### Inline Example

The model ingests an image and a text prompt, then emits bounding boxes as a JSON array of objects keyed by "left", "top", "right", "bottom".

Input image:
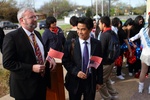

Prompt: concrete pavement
[
  {"left": 0, "top": 48, "right": 146, "bottom": 99},
  {"left": 0, "top": 53, "right": 147, "bottom": 100},
  {"left": 0, "top": 66, "right": 145, "bottom": 100},
  {"left": 0, "top": 94, "right": 14, "bottom": 100}
]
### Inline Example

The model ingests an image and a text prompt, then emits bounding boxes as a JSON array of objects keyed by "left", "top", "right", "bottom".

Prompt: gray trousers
[{"left": 99, "top": 63, "right": 118, "bottom": 100}]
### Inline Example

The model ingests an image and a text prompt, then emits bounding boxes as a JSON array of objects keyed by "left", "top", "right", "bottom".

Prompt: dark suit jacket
[
  {"left": 62, "top": 38, "right": 103, "bottom": 94},
  {"left": 2, "top": 27, "right": 50, "bottom": 100},
  {"left": 0, "top": 27, "right": 5, "bottom": 53},
  {"left": 66, "top": 30, "right": 78, "bottom": 40}
]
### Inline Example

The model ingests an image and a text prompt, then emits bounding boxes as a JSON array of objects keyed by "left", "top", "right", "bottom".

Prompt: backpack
[{"left": 107, "top": 31, "right": 120, "bottom": 62}]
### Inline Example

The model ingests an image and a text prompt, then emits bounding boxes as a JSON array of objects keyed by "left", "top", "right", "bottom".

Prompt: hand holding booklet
[
  {"left": 47, "top": 48, "right": 64, "bottom": 59},
  {"left": 45, "top": 48, "right": 64, "bottom": 70}
]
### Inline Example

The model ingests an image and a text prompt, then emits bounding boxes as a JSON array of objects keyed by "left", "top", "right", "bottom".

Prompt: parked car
[
  {"left": 0, "top": 21, "right": 18, "bottom": 30},
  {"left": 39, "top": 20, "right": 47, "bottom": 30}
]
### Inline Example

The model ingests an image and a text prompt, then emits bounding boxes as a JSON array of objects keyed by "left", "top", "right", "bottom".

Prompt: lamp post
[
  {"left": 108, "top": 0, "right": 110, "bottom": 16},
  {"left": 96, "top": 0, "right": 98, "bottom": 22},
  {"left": 101, "top": 0, "right": 104, "bottom": 16},
  {"left": 91, "top": 0, "right": 93, "bottom": 17},
  {"left": 146, "top": 0, "right": 150, "bottom": 23}
]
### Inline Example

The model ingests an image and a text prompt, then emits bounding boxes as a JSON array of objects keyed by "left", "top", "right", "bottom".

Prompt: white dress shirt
[
  {"left": 79, "top": 37, "right": 91, "bottom": 72},
  {"left": 22, "top": 27, "right": 45, "bottom": 62}
]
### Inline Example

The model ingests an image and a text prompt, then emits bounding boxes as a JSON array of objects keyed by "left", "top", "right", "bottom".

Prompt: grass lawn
[
  {"left": 60, "top": 24, "right": 71, "bottom": 31},
  {"left": 38, "top": 24, "right": 71, "bottom": 37},
  {"left": 0, "top": 68, "right": 9, "bottom": 97},
  {"left": 60, "top": 24, "right": 71, "bottom": 38}
]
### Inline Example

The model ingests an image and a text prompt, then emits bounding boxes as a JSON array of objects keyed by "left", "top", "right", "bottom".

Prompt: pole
[
  {"left": 146, "top": 0, "right": 150, "bottom": 23},
  {"left": 108, "top": 0, "right": 110, "bottom": 17},
  {"left": 91, "top": 0, "right": 93, "bottom": 17},
  {"left": 101, "top": 0, "right": 104, "bottom": 16},
  {"left": 96, "top": 0, "right": 98, "bottom": 22}
]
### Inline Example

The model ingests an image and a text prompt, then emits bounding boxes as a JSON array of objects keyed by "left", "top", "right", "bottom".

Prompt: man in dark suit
[
  {"left": 0, "top": 27, "right": 5, "bottom": 53},
  {"left": 2, "top": 7, "right": 56, "bottom": 100},
  {"left": 62, "top": 17, "right": 103, "bottom": 100}
]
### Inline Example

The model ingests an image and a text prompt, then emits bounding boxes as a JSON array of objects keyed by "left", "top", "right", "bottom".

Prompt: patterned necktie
[
  {"left": 83, "top": 41, "right": 89, "bottom": 73},
  {"left": 31, "top": 33, "right": 44, "bottom": 65}
]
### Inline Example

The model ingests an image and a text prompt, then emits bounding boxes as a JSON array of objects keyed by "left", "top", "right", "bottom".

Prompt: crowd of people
[{"left": 1, "top": 7, "right": 150, "bottom": 100}]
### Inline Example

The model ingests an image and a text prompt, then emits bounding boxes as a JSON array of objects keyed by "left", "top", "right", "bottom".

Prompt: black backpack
[{"left": 107, "top": 31, "right": 120, "bottom": 62}]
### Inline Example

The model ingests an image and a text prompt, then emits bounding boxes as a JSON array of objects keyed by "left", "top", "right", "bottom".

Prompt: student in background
[
  {"left": 118, "top": 18, "right": 134, "bottom": 79},
  {"left": 129, "top": 15, "right": 145, "bottom": 77},
  {"left": 90, "top": 19, "right": 97, "bottom": 38},
  {"left": 67, "top": 16, "right": 78, "bottom": 40},
  {"left": 95, "top": 19, "right": 101, "bottom": 39},
  {"left": 42, "top": 16, "right": 66, "bottom": 52},
  {"left": 98, "top": 16, "right": 118, "bottom": 100},
  {"left": 115, "top": 18, "right": 133, "bottom": 80}
]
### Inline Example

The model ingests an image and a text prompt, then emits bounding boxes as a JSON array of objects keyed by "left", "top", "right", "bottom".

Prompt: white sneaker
[
  {"left": 113, "top": 66, "right": 116, "bottom": 69},
  {"left": 125, "top": 64, "right": 128, "bottom": 67},
  {"left": 129, "top": 73, "right": 133, "bottom": 76},
  {"left": 138, "top": 82, "right": 144, "bottom": 93},
  {"left": 116, "top": 75, "right": 125, "bottom": 80},
  {"left": 111, "top": 95, "right": 118, "bottom": 99},
  {"left": 148, "top": 86, "right": 150, "bottom": 94},
  {"left": 121, "top": 72, "right": 126, "bottom": 76},
  {"left": 110, "top": 79, "right": 115, "bottom": 84}
]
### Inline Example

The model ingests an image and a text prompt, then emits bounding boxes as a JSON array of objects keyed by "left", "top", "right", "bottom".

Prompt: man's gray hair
[{"left": 17, "top": 7, "right": 35, "bottom": 23}]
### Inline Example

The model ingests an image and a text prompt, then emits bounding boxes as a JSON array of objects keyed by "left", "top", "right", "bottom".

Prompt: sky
[
  {"left": 17, "top": 0, "right": 146, "bottom": 9},
  {"left": 69, "top": 0, "right": 146, "bottom": 7}
]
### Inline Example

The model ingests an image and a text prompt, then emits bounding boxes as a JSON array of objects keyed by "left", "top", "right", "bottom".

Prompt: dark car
[
  {"left": 0, "top": 21, "right": 18, "bottom": 30},
  {"left": 39, "top": 20, "right": 47, "bottom": 30}
]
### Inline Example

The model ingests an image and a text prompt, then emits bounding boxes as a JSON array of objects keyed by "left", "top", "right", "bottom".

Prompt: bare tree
[
  {"left": 0, "top": 0, "right": 6, "bottom": 6},
  {"left": 39, "top": 0, "right": 73, "bottom": 18},
  {"left": 17, "top": 0, "right": 35, "bottom": 9},
  {"left": 0, "top": 0, "right": 18, "bottom": 22}
]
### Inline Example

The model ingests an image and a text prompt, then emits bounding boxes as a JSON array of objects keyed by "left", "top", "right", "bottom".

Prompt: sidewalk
[
  {"left": 0, "top": 76, "right": 139, "bottom": 100},
  {"left": 0, "top": 68, "right": 138, "bottom": 100},
  {"left": 0, "top": 94, "right": 14, "bottom": 100},
  {"left": 1, "top": 67, "right": 150, "bottom": 100}
]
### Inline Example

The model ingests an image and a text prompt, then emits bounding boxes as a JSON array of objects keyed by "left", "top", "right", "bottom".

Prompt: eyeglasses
[{"left": 23, "top": 15, "right": 38, "bottom": 20}]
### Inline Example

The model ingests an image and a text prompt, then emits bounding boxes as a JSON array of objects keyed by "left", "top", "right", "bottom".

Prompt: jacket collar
[{"left": 103, "top": 27, "right": 111, "bottom": 33}]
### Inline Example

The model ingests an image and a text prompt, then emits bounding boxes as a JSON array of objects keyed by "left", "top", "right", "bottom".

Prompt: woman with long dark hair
[
  {"left": 129, "top": 15, "right": 150, "bottom": 93},
  {"left": 116, "top": 18, "right": 133, "bottom": 80},
  {"left": 128, "top": 15, "right": 145, "bottom": 77}
]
